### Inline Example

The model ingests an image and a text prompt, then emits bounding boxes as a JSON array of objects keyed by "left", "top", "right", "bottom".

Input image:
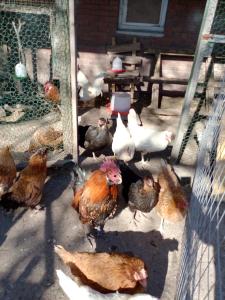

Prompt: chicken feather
[{"left": 112, "top": 113, "right": 135, "bottom": 162}]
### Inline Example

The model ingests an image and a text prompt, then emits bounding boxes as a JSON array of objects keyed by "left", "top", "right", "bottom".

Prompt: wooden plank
[
  {"left": 151, "top": 53, "right": 161, "bottom": 109},
  {"left": 0, "top": 4, "right": 53, "bottom": 15},
  {"left": 143, "top": 76, "right": 188, "bottom": 85},
  {"left": 69, "top": 0, "right": 78, "bottom": 162},
  {"left": 107, "top": 41, "right": 141, "bottom": 54}
]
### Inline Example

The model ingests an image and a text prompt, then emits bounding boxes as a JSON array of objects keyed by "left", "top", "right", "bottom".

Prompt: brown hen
[
  {"left": 0, "top": 146, "right": 17, "bottom": 198},
  {"left": 0, "top": 148, "right": 47, "bottom": 210},
  {"left": 156, "top": 160, "right": 188, "bottom": 233},
  {"left": 55, "top": 244, "right": 148, "bottom": 294}
]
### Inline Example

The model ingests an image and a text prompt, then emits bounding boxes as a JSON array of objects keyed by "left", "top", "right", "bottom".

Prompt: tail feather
[
  {"left": 71, "top": 165, "right": 86, "bottom": 191},
  {"left": 160, "top": 159, "right": 179, "bottom": 187}
]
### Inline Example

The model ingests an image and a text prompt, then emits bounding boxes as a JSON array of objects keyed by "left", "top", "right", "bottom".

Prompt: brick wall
[
  {"left": 77, "top": 0, "right": 206, "bottom": 53},
  {"left": 76, "top": 0, "right": 206, "bottom": 86}
]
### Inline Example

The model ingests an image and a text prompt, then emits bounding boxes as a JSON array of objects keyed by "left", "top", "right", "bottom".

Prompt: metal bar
[
  {"left": 171, "top": 0, "right": 219, "bottom": 163},
  {"left": 202, "top": 34, "right": 225, "bottom": 44}
]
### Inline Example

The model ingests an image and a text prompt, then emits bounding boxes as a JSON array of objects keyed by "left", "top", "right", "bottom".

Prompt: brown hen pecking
[{"left": 55, "top": 244, "right": 148, "bottom": 294}]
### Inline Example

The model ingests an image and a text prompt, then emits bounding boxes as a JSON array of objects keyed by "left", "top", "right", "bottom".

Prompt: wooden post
[
  {"left": 69, "top": 0, "right": 78, "bottom": 162},
  {"left": 151, "top": 53, "right": 161, "bottom": 109}
]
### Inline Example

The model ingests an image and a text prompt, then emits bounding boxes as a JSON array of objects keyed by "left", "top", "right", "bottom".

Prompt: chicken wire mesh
[
  {"left": 176, "top": 73, "right": 225, "bottom": 299},
  {"left": 173, "top": 0, "right": 225, "bottom": 164},
  {"left": 0, "top": 0, "right": 74, "bottom": 164}
]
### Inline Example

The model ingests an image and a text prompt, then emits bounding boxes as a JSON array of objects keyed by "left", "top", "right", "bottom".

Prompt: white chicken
[
  {"left": 78, "top": 69, "right": 105, "bottom": 102},
  {"left": 127, "top": 109, "right": 174, "bottom": 163},
  {"left": 112, "top": 113, "right": 135, "bottom": 162},
  {"left": 56, "top": 269, "right": 158, "bottom": 300}
]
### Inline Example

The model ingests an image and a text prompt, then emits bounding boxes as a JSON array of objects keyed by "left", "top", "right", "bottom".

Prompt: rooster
[
  {"left": 0, "top": 148, "right": 48, "bottom": 210},
  {"left": 56, "top": 269, "right": 158, "bottom": 300},
  {"left": 0, "top": 146, "right": 17, "bottom": 198},
  {"left": 84, "top": 118, "right": 112, "bottom": 159},
  {"left": 127, "top": 109, "right": 174, "bottom": 163},
  {"left": 55, "top": 245, "right": 148, "bottom": 294},
  {"left": 112, "top": 113, "right": 135, "bottom": 162},
  {"left": 155, "top": 160, "right": 188, "bottom": 234},
  {"left": 72, "top": 159, "right": 122, "bottom": 239}
]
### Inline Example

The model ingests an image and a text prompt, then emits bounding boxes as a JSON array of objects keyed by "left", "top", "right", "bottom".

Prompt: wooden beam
[
  {"left": 69, "top": 0, "right": 78, "bottom": 162},
  {"left": 107, "top": 41, "right": 141, "bottom": 55},
  {"left": 0, "top": 4, "right": 53, "bottom": 15},
  {"left": 143, "top": 76, "right": 189, "bottom": 85}
]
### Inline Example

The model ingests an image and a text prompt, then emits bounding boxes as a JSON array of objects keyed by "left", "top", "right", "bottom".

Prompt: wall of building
[
  {"left": 77, "top": 0, "right": 206, "bottom": 53},
  {"left": 76, "top": 0, "right": 206, "bottom": 87}
]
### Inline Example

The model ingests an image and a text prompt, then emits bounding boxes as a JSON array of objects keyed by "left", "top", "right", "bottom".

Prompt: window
[{"left": 118, "top": 0, "right": 168, "bottom": 37}]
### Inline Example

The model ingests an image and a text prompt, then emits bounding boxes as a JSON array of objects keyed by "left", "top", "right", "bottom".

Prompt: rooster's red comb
[{"left": 100, "top": 158, "right": 120, "bottom": 173}]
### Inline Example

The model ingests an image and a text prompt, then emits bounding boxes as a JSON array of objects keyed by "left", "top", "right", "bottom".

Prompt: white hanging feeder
[
  {"left": 12, "top": 19, "right": 27, "bottom": 79},
  {"left": 112, "top": 56, "right": 124, "bottom": 73},
  {"left": 15, "top": 62, "right": 27, "bottom": 79}
]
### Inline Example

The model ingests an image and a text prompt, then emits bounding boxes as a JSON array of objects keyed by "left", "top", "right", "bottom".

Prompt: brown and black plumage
[
  {"left": 128, "top": 176, "right": 159, "bottom": 217},
  {"left": 0, "top": 148, "right": 47, "bottom": 210},
  {"left": 84, "top": 118, "right": 112, "bottom": 158}
]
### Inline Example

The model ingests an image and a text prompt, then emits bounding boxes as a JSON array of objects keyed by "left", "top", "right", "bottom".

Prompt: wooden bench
[{"left": 143, "top": 53, "right": 194, "bottom": 108}]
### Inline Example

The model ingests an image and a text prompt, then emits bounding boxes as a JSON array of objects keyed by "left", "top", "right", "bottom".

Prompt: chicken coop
[{"left": 0, "top": 0, "right": 78, "bottom": 165}]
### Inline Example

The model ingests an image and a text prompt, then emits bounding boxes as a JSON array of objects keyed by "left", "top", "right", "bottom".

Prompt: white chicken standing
[
  {"left": 127, "top": 109, "right": 174, "bottom": 163},
  {"left": 56, "top": 269, "right": 158, "bottom": 300},
  {"left": 112, "top": 113, "right": 135, "bottom": 162},
  {"left": 77, "top": 69, "right": 105, "bottom": 102}
]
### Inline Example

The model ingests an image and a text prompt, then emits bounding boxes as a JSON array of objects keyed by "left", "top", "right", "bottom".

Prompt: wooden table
[{"left": 104, "top": 70, "right": 141, "bottom": 103}]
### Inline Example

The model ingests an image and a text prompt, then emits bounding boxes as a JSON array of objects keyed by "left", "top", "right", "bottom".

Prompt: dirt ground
[{"left": 0, "top": 95, "right": 202, "bottom": 300}]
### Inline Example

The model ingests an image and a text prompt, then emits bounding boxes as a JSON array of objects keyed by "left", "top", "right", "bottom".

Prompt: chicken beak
[
  {"left": 140, "top": 278, "right": 148, "bottom": 288},
  {"left": 117, "top": 175, "right": 122, "bottom": 184}
]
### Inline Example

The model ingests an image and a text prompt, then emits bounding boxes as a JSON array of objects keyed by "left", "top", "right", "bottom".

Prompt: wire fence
[
  {"left": 173, "top": 0, "right": 225, "bottom": 165},
  {"left": 176, "top": 71, "right": 225, "bottom": 299},
  {"left": 0, "top": 0, "right": 74, "bottom": 165}
]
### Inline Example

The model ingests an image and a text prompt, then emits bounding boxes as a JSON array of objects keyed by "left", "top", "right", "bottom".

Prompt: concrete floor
[{"left": 0, "top": 95, "right": 202, "bottom": 300}]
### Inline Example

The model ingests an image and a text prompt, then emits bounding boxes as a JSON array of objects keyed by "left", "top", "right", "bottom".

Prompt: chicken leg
[{"left": 159, "top": 218, "right": 165, "bottom": 235}]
